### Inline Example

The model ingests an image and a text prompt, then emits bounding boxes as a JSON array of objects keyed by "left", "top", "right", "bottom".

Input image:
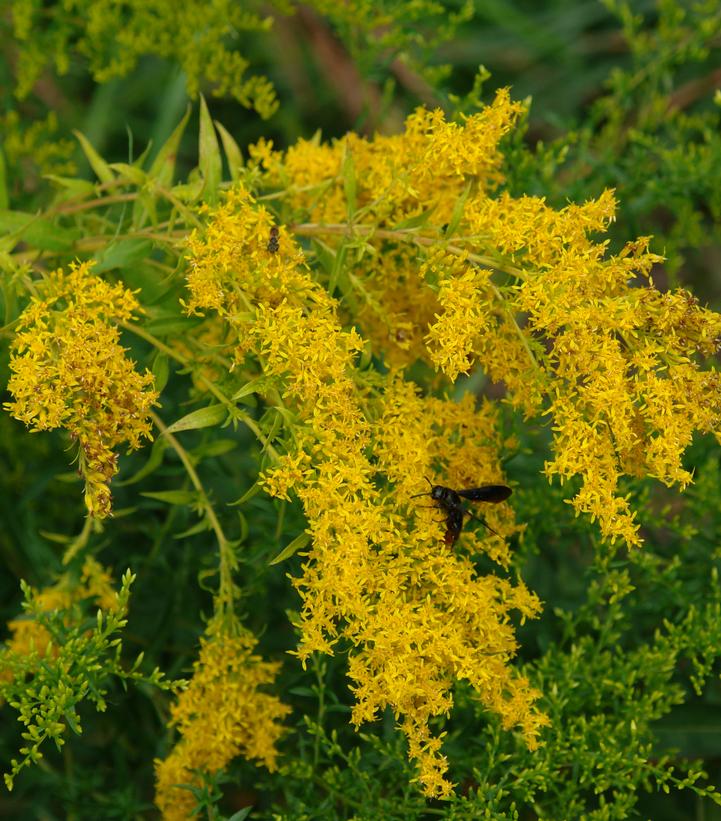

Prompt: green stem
[
  {"left": 62, "top": 516, "right": 95, "bottom": 566},
  {"left": 121, "top": 320, "right": 280, "bottom": 461},
  {"left": 292, "top": 221, "right": 527, "bottom": 278},
  {"left": 150, "top": 410, "right": 236, "bottom": 613}
]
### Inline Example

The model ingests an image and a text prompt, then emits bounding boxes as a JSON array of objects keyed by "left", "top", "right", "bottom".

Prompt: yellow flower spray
[
  {"left": 7, "top": 87, "right": 721, "bottom": 804},
  {"left": 249, "top": 88, "right": 721, "bottom": 547},
  {"left": 177, "top": 88, "right": 721, "bottom": 794},
  {"left": 154, "top": 620, "right": 291, "bottom": 820},
  {"left": 5, "top": 261, "right": 158, "bottom": 518},
  {"left": 184, "top": 184, "right": 548, "bottom": 797}
]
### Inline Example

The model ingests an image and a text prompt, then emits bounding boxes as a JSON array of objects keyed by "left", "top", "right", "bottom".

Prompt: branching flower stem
[{"left": 292, "top": 221, "right": 546, "bottom": 383}]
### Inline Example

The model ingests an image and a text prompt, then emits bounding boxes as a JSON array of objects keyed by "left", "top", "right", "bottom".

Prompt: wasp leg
[{"left": 466, "top": 511, "right": 499, "bottom": 536}]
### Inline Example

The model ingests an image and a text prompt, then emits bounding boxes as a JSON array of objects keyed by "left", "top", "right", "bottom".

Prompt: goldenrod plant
[{"left": 2, "top": 2, "right": 721, "bottom": 819}]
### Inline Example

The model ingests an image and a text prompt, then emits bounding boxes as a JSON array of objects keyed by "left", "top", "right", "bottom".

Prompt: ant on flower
[{"left": 267, "top": 226, "right": 280, "bottom": 253}]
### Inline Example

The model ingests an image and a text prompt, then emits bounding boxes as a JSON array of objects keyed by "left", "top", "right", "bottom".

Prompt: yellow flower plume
[
  {"left": 5, "top": 261, "right": 158, "bottom": 518},
  {"left": 154, "top": 623, "right": 290, "bottom": 821},
  {"left": 184, "top": 187, "right": 549, "bottom": 797}
]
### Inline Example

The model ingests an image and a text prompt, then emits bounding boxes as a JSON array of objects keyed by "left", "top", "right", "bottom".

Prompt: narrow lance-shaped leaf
[
  {"left": 152, "top": 353, "right": 170, "bottom": 394},
  {"left": 445, "top": 180, "right": 473, "bottom": 239},
  {"left": 107, "top": 163, "right": 147, "bottom": 187},
  {"left": 141, "top": 489, "right": 198, "bottom": 505},
  {"left": 312, "top": 238, "right": 336, "bottom": 276},
  {"left": 215, "top": 120, "right": 244, "bottom": 182},
  {"left": 232, "top": 376, "right": 267, "bottom": 401},
  {"left": 149, "top": 104, "right": 192, "bottom": 187},
  {"left": 0, "top": 147, "right": 8, "bottom": 210},
  {"left": 117, "top": 437, "right": 168, "bottom": 487},
  {"left": 329, "top": 243, "right": 348, "bottom": 298},
  {"left": 73, "top": 130, "right": 114, "bottom": 184},
  {"left": 393, "top": 205, "right": 438, "bottom": 230},
  {"left": 230, "top": 481, "right": 262, "bottom": 507},
  {"left": 163, "top": 404, "right": 227, "bottom": 435},
  {"left": 199, "top": 95, "right": 222, "bottom": 204},
  {"left": 269, "top": 532, "right": 311, "bottom": 565},
  {"left": 342, "top": 148, "right": 357, "bottom": 219},
  {"left": 0, "top": 210, "right": 79, "bottom": 252},
  {"left": 93, "top": 238, "right": 154, "bottom": 274}
]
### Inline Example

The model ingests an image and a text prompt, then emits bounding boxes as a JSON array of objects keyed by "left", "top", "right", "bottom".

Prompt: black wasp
[
  {"left": 267, "top": 226, "right": 280, "bottom": 253},
  {"left": 412, "top": 479, "right": 512, "bottom": 546}
]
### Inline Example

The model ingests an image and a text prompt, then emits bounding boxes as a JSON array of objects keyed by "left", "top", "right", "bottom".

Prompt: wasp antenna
[{"left": 411, "top": 477, "right": 434, "bottom": 498}]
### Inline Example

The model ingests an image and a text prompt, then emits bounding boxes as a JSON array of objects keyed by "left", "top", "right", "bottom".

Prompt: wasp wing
[{"left": 456, "top": 484, "right": 512, "bottom": 503}]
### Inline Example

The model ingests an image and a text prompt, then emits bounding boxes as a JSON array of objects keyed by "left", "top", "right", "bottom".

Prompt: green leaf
[
  {"left": 288, "top": 687, "right": 315, "bottom": 697},
  {"left": 227, "top": 808, "right": 253, "bottom": 821},
  {"left": 73, "top": 130, "right": 114, "bottom": 184},
  {"left": 0, "top": 272, "right": 17, "bottom": 325},
  {"left": 54, "top": 472, "right": 82, "bottom": 483},
  {"left": 328, "top": 244, "right": 348, "bottom": 298},
  {"left": 237, "top": 510, "right": 249, "bottom": 541},
  {"left": 231, "top": 376, "right": 267, "bottom": 401},
  {"left": 108, "top": 162, "right": 147, "bottom": 187},
  {"left": 63, "top": 711, "right": 82, "bottom": 736},
  {"left": 173, "top": 519, "right": 211, "bottom": 539},
  {"left": 342, "top": 148, "right": 357, "bottom": 218},
  {"left": 149, "top": 105, "right": 192, "bottom": 186},
  {"left": 132, "top": 189, "right": 158, "bottom": 229},
  {"left": 393, "top": 205, "right": 437, "bottom": 230},
  {"left": 191, "top": 439, "right": 237, "bottom": 458},
  {"left": 117, "top": 437, "right": 168, "bottom": 487},
  {"left": 0, "top": 210, "right": 80, "bottom": 252},
  {"left": 215, "top": 120, "right": 244, "bottom": 182},
  {"left": 143, "top": 316, "right": 203, "bottom": 337},
  {"left": 43, "top": 175, "right": 96, "bottom": 197},
  {"left": 312, "top": 238, "right": 335, "bottom": 276},
  {"left": 198, "top": 95, "right": 222, "bottom": 203},
  {"left": 170, "top": 177, "right": 206, "bottom": 205},
  {"left": 310, "top": 239, "right": 349, "bottom": 298},
  {"left": 445, "top": 180, "right": 473, "bottom": 238},
  {"left": 38, "top": 531, "right": 72, "bottom": 545},
  {"left": 164, "top": 405, "right": 227, "bottom": 435},
  {"left": 152, "top": 353, "right": 170, "bottom": 394},
  {"left": 141, "top": 490, "right": 197, "bottom": 505},
  {"left": 134, "top": 140, "right": 154, "bottom": 171},
  {"left": 269, "top": 532, "right": 311, "bottom": 565},
  {"left": 230, "top": 481, "right": 262, "bottom": 506},
  {"left": 93, "top": 238, "right": 154, "bottom": 273}
]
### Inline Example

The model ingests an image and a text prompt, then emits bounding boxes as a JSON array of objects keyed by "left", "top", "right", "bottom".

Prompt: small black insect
[
  {"left": 267, "top": 226, "right": 280, "bottom": 253},
  {"left": 412, "top": 478, "right": 512, "bottom": 545}
]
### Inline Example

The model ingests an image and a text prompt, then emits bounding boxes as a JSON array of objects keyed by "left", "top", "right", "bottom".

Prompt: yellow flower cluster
[
  {"left": 154, "top": 624, "right": 290, "bottom": 820},
  {"left": 422, "top": 248, "right": 493, "bottom": 382},
  {"left": 181, "top": 86, "right": 721, "bottom": 793},
  {"left": 1, "top": 557, "right": 120, "bottom": 681},
  {"left": 249, "top": 88, "right": 524, "bottom": 227},
  {"left": 185, "top": 188, "right": 548, "bottom": 797},
  {"left": 248, "top": 91, "right": 721, "bottom": 546},
  {"left": 5, "top": 261, "right": 158, "bottom": 518}
]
